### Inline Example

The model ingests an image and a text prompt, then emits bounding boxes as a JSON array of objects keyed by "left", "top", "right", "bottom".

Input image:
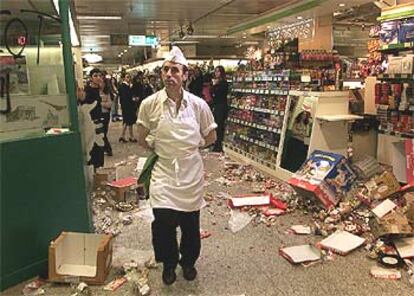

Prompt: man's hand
[
  {"left": 137, "top": 124, "right": 151, "bottom": 150},
  {"left": 203, "top": 130, "right": 217, "bottom": 147}
]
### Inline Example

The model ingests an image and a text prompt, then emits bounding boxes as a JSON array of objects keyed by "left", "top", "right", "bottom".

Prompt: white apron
[{"left": 149, "top": 95, "right": 206, "bottom": 211}]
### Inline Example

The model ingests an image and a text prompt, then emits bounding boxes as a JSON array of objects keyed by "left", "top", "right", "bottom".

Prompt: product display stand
[{"left": 224, "top": 71, "right": 293, "bottom": 181}]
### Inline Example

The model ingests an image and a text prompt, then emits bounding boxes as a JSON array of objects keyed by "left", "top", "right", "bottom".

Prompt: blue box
[
  {"left": 399, "top": 18, "right": 414, "bottom": 43},
  {"left": 288, "top": 150, "right": 357, "bottom": 208},
  {"left": 380, "top": 20, "right": 400, "bottom": 45}
]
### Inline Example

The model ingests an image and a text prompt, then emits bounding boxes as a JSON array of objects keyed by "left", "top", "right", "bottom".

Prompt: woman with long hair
[{"left": 211, "top": 65, "right": 229, "bottom": 152}]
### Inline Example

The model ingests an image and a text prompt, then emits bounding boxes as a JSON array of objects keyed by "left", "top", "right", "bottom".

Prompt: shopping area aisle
[{"left": 3, "top": 122, "right": 412, "bottom": 296}]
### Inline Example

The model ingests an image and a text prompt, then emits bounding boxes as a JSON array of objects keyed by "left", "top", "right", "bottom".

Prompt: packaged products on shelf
[
  {"left": 380, "top": 20, "right": 400, "bottom": 46},
  {"left": 399, "top": 18, "right": 414, "bottom": 43}
]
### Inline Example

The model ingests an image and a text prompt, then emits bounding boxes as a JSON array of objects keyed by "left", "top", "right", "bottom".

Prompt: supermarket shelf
[
  {"left": 378, "top": 73, "right": 414, "bottom": 80},
  {"left": 378, "top": 128, "right": 414, "bottom": 139},
  {"left": 316, "top": 114, "right": 363, "bottom": 122},
  {"left": 223, "top": 143, "right": 277, "bottom": 170},
  {"left": 232, "top": 133, "right": 279, "bottom": 153},
  {"left": 379, "top": 42, "right": 414, "bottom": 52},
  {"left": 232, "top": 88, "right": 289, "bottom": 95},
  {"left": 228, "top": 117, "right": 281, "bottom": 134},
  {"left": 230, "top": 104, "right": 285, "bottom": 116},
  {"left": 232, "top": 76, "right": 290, "bottom": 83},
  {"left": 377, "top": 104, "right": 414, "bottom": 113}
]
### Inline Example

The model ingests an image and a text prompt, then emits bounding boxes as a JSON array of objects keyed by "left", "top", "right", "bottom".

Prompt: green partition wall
[{"left": 0, "top": 0, "right": 91, "bottom": 290}]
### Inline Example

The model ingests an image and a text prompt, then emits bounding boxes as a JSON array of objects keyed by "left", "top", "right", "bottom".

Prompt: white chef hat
[{"left": 163, "top": 46, "right": 188, "bottom": 67}]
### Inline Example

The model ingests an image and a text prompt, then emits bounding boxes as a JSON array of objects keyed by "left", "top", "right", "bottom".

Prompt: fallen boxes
[
  {"left": 370, "top": 211, "right": 413, "bottom": 238},
  {"left": 288, "top": 150, "right": 357, "bottom": 209},
  {"left": 48, "top": 232, "right": 113, "bottom": 284}
]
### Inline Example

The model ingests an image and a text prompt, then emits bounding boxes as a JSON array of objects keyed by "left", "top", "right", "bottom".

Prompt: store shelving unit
[
  {"left": 375, "top": 4, "right": 414, "bottom": 183},
  {"left": 224, "top": 70, "right": 293, "bottom": 181},
  {"left": 223, "top": 69, "right": 362, "bottom": 181}
]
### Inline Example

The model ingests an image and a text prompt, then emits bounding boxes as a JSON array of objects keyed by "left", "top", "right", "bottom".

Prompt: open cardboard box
[
  {"left": 48, "top": 232, "right": 113, "bottom": 284},
  {"left": 94, "top": 167, "right": 117, "bottom": 189}
]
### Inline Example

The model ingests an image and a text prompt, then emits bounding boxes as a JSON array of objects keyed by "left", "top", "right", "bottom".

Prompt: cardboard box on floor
[
  {"left": 94, "top": 167, "right": 117, "bottom": 189},
  {"left": 370, "top": 211, "right": 413, "bottom": 238},
  {"left": 288, "top": 150, "right": 357, "bottom": 209},
  {"left": 108, "top": 176, "right": 141, "bottom": 202},
  {"left": 48, "top": 232, "right": 113, "bottom": 284},
  {"left": 367, "top": 171, "right": 401, "bottom": 200}
]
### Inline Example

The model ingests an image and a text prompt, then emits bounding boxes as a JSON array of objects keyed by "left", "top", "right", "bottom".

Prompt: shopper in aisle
[
  {"left": 82, "top": 68, "right": 105, "bottom": 169},
  {"left": 137, "top": 46, "right": 217, "bottom": 286},
  {"left": 143, "top": 75, "right": 157, "bottom": 99},
  {"left": 201, "top": 73, "right": 213, "bottom": 107},
  {"left": 100, "top": 76, "right": 113, "bottom": 156},
  {"left": 132, "top": 72, "right": 145, "bottom": 110},
  {"left": 211, "top": 65, "right": 229, "bottom": 152},
  {"left": 109, "top": 73, "right": 121, "bottom": 122},
  {"left": 188, "top": 66, "right": 203, "bottom": 98},
  {"left": 118, "top": 73, "right": 138, "bottom": 142}
]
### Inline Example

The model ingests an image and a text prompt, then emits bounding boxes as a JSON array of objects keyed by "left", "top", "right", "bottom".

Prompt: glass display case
[{"left": 0, "top": 2, "right": 73, "bottom": 141}]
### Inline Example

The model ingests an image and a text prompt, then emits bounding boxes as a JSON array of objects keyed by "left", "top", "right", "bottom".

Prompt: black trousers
[
  {"left": 152, "top": 208, "right": 200, "bottom": 269},
  {"left": 213, "top": 106, "right": 228, "bottom": 152}
]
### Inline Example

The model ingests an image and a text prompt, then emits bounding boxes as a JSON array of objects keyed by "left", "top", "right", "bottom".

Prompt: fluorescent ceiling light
[
  {"left": 219, "top": 35, "right": 237, "bottom": 39},
  {"left": 297, "top": 16, "right": 303, "bottom": 20},
  {"left": 78, "top": 15, "right": 122, "bottom": 20},
  {"left": 160, "top": 40, "right": 200, "bottom": 45},
  {"left": 52, "top": 0, "right": 80, "bottom": 46},
  {"left": 183, "top": 35, "right": 218, "bottom": 39},
  {"left": 82, "top": 53, "right": 103, "bottom": 63},
  {"left": 339, "top": 3, "right": 346, "bottom": 7},
  {"left": 242, "top": 41, "right": 259, "bottom": 45}
]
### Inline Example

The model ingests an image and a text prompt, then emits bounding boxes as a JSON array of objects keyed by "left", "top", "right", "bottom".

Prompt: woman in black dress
[
  {"left": 118, "top": 73, "right": 137, "bottom": 142},
  {"left": 211, "top": 66, "right": 229, "bottom": 152}
]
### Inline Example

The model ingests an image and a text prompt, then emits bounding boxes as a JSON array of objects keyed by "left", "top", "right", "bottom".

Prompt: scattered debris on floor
[{"left": 22, "top": 279, "right": 46, "bottom": 296}]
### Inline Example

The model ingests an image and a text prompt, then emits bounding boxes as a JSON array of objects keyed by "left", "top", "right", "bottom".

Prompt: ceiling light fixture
[
  {"left": 297, "top": 16, "right": 303, "bottom": 20},
  {"left": 339, "top": 3, "right": 346, "bottom": 7},
  {"left": 82, "top": 52, "right": 103, "bottom": 63},
  {"left": 77, "top": 15, "right": 122, "bottom": 20},
  {"left": 183, "top": 34, "right": 218, "bottom": 39},
  {"left": 124, "top": 49, "right": 127, "bottom": 52}
]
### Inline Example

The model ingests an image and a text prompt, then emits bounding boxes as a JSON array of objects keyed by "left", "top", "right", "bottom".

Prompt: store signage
[{"left": 128, "top": 35, "right": 158, "bottom": 46}]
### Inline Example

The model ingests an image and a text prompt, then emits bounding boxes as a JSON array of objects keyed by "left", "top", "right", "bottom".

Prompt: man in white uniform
[{"left": 137, "top": 46, "right": 217, "bottom": 285}]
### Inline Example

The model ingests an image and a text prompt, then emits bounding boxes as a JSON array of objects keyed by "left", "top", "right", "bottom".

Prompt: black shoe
[
  {"left": 119, "top": 137, "right": 127, "bottom": 143},
  {"left": 106, "top": 150, "right": 113, "bottom": 156},
  {"left": 129, "top": 138, "right": 138, "bottom": 143},
  {"left": 182, "top": 266, "right": 197, "bottom": 281},
  {"left": 162, "top": 268, "right": 176, "bottom": 285}
]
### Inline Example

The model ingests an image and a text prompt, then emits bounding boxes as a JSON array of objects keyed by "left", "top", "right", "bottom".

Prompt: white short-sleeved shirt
[{"left": 137, "top": 88, "right": 217, "bottom": 149}]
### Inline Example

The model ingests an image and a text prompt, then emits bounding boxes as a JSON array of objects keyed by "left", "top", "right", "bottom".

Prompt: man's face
[
  {"left": 161, "top": 61, "right": 187, "bottom": 90},
  {"left": 91, "top": 72, "right": 103, "bottom": 85}
]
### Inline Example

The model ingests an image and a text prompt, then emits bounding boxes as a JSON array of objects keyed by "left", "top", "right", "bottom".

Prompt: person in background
[
  {"left": 82, "top": 68, "right": 105, "bottom": 168},
  {"left": 143, "top": 75, "right": 157, "bottom": 99},
  {"left": 100, "top": 77, "right": 113, "bottom": 156},
  {"left": 137, "top": 46, "right": 217, "bottom": 286},
  {"left": 201, "top": 73, "right": 213, "bottom": 107},
  {"left": 188, "top": 66, "right": 203, "bottom": 98},
  {"left": 109, "top": 73, "right": 121, "bottom": 122},
  {"left": 211, "top": 65, "right": 229, "bottom": 152},
  {"left": 132, "top": 72, "right": 145, "bottom": 111},
  {"left": 118, "top": 73, "right": 137, "bottom": 142}
]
